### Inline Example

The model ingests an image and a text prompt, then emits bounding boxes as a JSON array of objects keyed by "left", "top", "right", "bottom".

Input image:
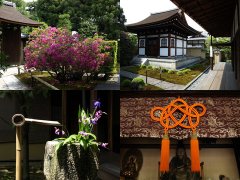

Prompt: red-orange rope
[{"left": 150, "top": 97, "right": 206, "bottom": 173}]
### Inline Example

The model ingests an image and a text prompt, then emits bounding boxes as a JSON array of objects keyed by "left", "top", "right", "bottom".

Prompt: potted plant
[{"left": 44, "top": 101, "right": 107, "bottom": 180}]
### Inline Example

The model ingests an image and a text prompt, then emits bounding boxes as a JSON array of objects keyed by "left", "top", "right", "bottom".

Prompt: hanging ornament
[{"left": 150, "top": 97, "right": 206, "bottom": 173}]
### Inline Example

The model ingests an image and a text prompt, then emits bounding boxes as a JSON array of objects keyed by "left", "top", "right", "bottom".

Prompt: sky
[{"left": 120, "top": 0, "right": 206, "bottom": 33}]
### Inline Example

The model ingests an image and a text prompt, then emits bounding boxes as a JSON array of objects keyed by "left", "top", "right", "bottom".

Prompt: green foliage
[
  {"left": 55, "top": 103, "right": 106, "bottom": 152},
  {"left": 131, "top": 77, "right": 145, "bottom": 90},
  {"left": 141, "top": 65, "right": 147, "bottom": 69},
  {"left": 26, "top": 1, "right": 39, "bottom": 21},
  {"left": 121, "top": 79, "right": 131, "bottom": 87},
  {"left": 161, "top": 68, "right": 168, "bottom": 73},
  {"left": 0, "top": 0, "right": 3, "bottom": 6},
  {"left": 57, "top": 14, "right": 72, "bottom": 31},
  {"left": 167, "top": 70, "right": 175, "bottom": 74},
  {"left": 120, "top": 32, "right": 138, "bottom": 66},
  {"left": 11, "top": 0, "right": 27, "bottom": 15},
  {"left": 0, "top": 52, "right": 9, "bottom": 77},
  {"left": 205, "top": 36, "right": 231, "bottom": 61},
  {"left": 78, "top": 18, "right": 98, "bottom": 37},
  {"left": 181, "top": 69, "right": 191, "bottom": 74},
  {"left": 36, "top": 0, "right": 63, "bottom": 27},
  {"left": 177, "top": 71, "right": 184, "bottom": 76},
  {"left": 36, "top": 0, "right": 125, "bottom": 39},
  {"left": 21, "top": 21, "right": 48, "bottom": 34},
  {"left": 147, "top": 65, "right": 153, "bottom": 70}
]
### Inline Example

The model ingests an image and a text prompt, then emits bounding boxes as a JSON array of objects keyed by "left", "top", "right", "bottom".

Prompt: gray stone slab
[
  {"left": 95, "top": 74, "right": 120, "bottom": 90},
  {"left": 1, "top": 75, "right": 30, "bottom": 90}
]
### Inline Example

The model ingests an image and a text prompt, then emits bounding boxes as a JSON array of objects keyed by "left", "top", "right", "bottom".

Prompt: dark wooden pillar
[
  {"left": 168, "top": 34, "right": 171, "bottom": 57},
  {"left": 182, "top": 37, "right": 184, "bottom": 57},
  {"left": 236, "top": 0, "right": 240, "bottom": 80},
  {"left": 175, "top": 35, "right": 177, "bottom": 58},
  {"left": 232, "top": 138, "right": 240, "bottom": 176},
  {"left": 158, "top": 34, "right": 160, "bottom": 57}
]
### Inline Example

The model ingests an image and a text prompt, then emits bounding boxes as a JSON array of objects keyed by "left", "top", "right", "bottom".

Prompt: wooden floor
[{"left": 196, "top": 62, "right": 240, "bottom": 90}]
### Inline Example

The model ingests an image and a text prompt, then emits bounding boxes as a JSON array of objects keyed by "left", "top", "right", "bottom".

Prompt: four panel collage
[{"left": 0, "top": 0, "right": 239, "bottom": 180}]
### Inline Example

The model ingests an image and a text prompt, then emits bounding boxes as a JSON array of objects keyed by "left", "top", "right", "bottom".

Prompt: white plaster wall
[
  {"left": 121, "top": 148, "right": 239, "bottom": 180},
  {"left": 184, "top": 49, "right": 187, "bottom": 55},
  {"left": 177, "top": 39, "right": 183, "bottom": 47},
  {"left": 160, "top": 48, "right": 168, "bottom": 56},
  {"left": 184, "top": 41, "right": 187, "bottom": 48},
  {"left": 139, "top": 48, "right": 145, "bottom": 55},
  {"left": 177, "top": 48, "right": 183, "bottom": 55},
  {"left": 160, "top": 34, "right": 168, "bottom": 37},
  {"left": 171, "top": 48, "right": 175, "bottom": 56}
]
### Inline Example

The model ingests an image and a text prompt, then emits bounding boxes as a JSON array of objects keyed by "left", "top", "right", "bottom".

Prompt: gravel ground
[{"left": 186, "top": 68, "right": 210, "bottom": 90}]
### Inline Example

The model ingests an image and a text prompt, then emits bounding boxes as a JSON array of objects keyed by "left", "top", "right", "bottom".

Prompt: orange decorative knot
[{"left": 150, "top": 97, "right": 206, "bottom": 133}]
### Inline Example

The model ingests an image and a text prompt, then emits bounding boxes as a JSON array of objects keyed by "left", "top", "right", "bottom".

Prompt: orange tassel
[
  {"left": 190, "top": 132, "right": 200, "bottom": 172},
  {"left": 160, "top": 134, "right": 170, "bottom": 172}
]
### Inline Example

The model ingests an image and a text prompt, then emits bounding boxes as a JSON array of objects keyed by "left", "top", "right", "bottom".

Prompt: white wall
[
  {"left": 160, "top": 48, "right": 168, "bottom": 56},
  {"left": 177, "top": 39, "right": 183, "bottom": 48},
  {"left": 177, "top": 48, "right": 183, "bottom": 55},
  {"left": 171, "top": 48, "right": 175, "bottom": 56},
  {"left": 139, "top": 48, "right": 145, "bottom": 55},
  {"left": 121, "top": 148, "right": 239, "bottom": 180}
]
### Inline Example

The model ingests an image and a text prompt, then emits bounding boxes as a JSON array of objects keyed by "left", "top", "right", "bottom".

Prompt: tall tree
[
  {"left": 35, "top": 0, "right": 126, "bottom": 39},
  {"left": 90, "top": 0, "right": 125, "bottom": 39},
  {"left": 11, "top": 0, "right": 27, "bottom": 15},
  {"left": 36, "top": 0, "right": 63, "bottom": 27},
  {"left": 57, "top": 13, "right": 72, "bottom": 31}
]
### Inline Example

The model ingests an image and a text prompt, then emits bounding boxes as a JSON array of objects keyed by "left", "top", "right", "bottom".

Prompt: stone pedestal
[{"left": 44, "top": 141, "right": 99, "bottom": 180}]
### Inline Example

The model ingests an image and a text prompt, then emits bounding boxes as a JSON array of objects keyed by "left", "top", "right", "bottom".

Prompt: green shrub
[
  {"left": 177, "top": 71, "right": 184, "bottom": 76},
  {"left": 161, "top": 68, "right": 168, "bottom": 73},
  {"left": 181, "top": 69, "right": 191, "bottom": 73},
  {"left": 140, "top": 65, "right": 147, "bottom": 69},
  {"left": 167, "top": 70, "right": 175, "bottom": 74},
  {"left": 131, "top": 77, "right": 145, "bottom": 90},
  {"left": 147, "top": 65, "right": 153, "bottom": 70},
  {"left": 121, "top": 79, "right": 131, "bottom": 87}
]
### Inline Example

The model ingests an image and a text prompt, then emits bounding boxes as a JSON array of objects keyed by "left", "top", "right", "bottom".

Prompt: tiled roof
[
  {"left": 0, "top": 5, "right": 41, "bottom": 27},
  {"left": 127, "top": 9, "right": 180, "bottom": 27}
]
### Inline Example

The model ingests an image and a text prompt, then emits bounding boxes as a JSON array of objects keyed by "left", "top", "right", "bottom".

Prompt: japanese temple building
[
  {"left": 0, "top": 1, "right": 41, "bottom": 65},
  {"left": 127, "top": 9, "right": 200, "bottom": 57},
  {"left": 126, "top": 9, "right": 203, "bottom": 69}
]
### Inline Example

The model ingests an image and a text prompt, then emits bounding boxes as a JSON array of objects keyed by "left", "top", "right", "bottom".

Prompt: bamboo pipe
[{"left": 12, "top": 114, "right": 62, "bottom": 180}]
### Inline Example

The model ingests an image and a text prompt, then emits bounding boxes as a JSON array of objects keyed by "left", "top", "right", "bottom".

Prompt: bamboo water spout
[{"left": 12, "top": 114, "right": 62, "bottom": 180}]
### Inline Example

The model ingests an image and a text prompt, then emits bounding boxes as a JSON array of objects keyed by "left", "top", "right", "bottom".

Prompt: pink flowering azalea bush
[{"left": 24, "top": 27, "right": 111, "bottom": 83}]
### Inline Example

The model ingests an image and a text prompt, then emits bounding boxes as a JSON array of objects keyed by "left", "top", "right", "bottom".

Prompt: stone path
[
  {"left": 0, "top": 66, "right": 30, "bottom": 90},
  {"left": 120, "top": 70, "right": 185, "bottom": 90},
  {"left": 94, "top": 74, "right": 120, "bottom": 90},
  {"left": 186, "top": 62, "right": 240, "bottom": 90}
]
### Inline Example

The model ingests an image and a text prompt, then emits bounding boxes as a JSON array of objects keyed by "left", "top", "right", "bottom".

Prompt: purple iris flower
[
  {"left": 93, "top": 100, "right": 101, "bottom": 108},
  {"left": 91, "top": 118, "right": 98, "bottom": 125},
  {"left": 90, "top": 110, "right": 103, "bottom": 125},
  {"left": 100, "top": 143, "right": 108, "bottom": 148},
  {"left": 54, "top": 127, "right": 65, "bottom": 135},
  {"left": 79, "top": 131, "right": 88, "bottom": 136}
]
